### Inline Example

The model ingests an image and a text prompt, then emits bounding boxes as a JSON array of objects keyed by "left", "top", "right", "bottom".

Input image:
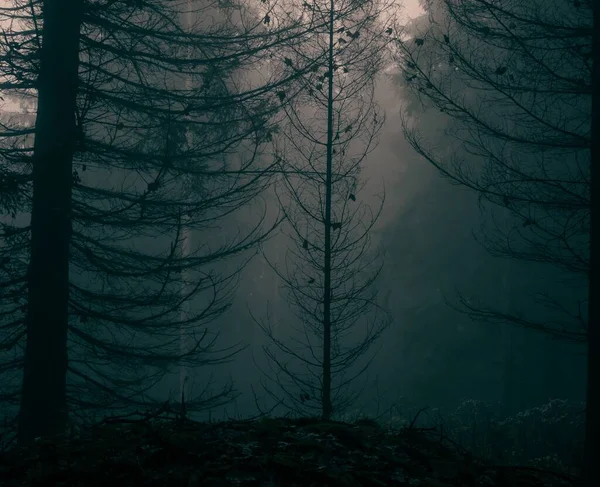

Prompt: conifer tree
[
  {"left": 0, "top": 0, "right": 326, "bottom": 445},
  {"left": 255, "top": 0, "right": 395, "bottom": 419}
]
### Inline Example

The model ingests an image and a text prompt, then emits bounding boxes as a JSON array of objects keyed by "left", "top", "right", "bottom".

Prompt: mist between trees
[{"left": 0, "top": 0, "right": 596, "bottom": 482}]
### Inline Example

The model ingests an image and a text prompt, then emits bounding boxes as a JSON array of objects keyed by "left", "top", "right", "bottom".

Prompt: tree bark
[
  {"left": 18, "top": 0, "right": 82, "bottom": 445},
  {"left": 583, "top": 1, "right": 600, "bottom": 483}
]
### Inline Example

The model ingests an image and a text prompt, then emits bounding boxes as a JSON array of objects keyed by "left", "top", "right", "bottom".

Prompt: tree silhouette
[
  {"left": 393, "top": 0, "right": 591, "bottom": 341},
  {"left": 0, "top": 0, "right": 331, "bottom": 445},
  {"left": 392, "top": 0, "right": 596, "bottom": 482},
  {"left": 254, "top": 0, "right": 395, "bottom": 420},
  {"left": 585, "top": 2, "right": 599, "bottom": 485}
]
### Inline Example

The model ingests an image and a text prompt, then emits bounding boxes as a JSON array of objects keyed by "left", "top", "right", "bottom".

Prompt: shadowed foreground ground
[{"left": 0, "top": 415, "right": 581, "bottom": 486}]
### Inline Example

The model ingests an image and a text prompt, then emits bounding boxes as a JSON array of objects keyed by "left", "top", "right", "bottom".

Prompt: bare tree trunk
[
  {"left": 179, "top": 0, "right": 194, "bottom": 417},
  {"left": 180, "top": 220, "right": 191, "bottom": 411},
  {"left": 18, "top": 0, "right": 82, "bottom": 445},
  {"left": 501, "top": 227, "right": 515, "bottom": 415},
  {"left": 500, "top": 157, "right": 517, "bottom": 415},
  {"left": 583, "top": 2, "right": 600, "bottom": 484},
  {"left": 321, "top": 0, "right": 335, "bottom": 421}
]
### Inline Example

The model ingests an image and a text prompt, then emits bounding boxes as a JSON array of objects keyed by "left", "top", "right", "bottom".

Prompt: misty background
[
  {"left": 138, "top": 0, "right": 586, "bottom": 423},
  {"left": 0, "top": 0, "right": 586, "bottom": 460}
]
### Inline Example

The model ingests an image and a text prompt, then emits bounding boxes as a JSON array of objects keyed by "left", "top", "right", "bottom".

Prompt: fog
[
  {"left": 153, "top": 0, "right": 587, "bottom": 421},
  {"left": 0, "top": 0, "right": 587, "bottom": 456},
  {"left": 98, "top": 0, "right": 586, "bottom": 422},
  {"left": 194, "top": 68, "right": 585, "bottom": 423}
]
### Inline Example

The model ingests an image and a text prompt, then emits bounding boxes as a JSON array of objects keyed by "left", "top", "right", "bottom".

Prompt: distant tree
[
  {"left": 254, "top": 0, "right": 394, "bottom": 420},
  {"left": 0, "top": 0, "right": 331, "bottom": 445},
  {"left": 393, "top": 0, "right": 591, "bottom": 341},
  {"left": 585, "top": 2, "right": 599, "bottom": 485},
  {"left": 392, "top": 0, "right": 597, "bottom": 482}
]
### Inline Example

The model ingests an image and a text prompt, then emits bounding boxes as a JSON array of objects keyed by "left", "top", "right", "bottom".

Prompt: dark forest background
[{"left": 0, "top": 0, "right": 593, "bottom": 478}]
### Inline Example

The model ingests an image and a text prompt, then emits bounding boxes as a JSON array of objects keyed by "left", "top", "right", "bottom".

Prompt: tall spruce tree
[
  {"left": 254, "top": 0, "right": 395, "bottom": 419},
  {"left": 0, "top": 0, "right": 329, "bottom": 445}
]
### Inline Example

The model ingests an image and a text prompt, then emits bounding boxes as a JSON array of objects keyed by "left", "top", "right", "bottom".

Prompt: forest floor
[{"left": 0, "top": 415, "right": 582, "bottom": 486}]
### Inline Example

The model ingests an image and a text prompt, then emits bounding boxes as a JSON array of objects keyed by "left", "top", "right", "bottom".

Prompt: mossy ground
[{"left": 0, "top": 416, "right": 581, "bottom": 486}]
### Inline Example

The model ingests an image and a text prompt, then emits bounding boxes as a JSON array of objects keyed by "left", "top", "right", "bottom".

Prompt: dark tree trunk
[
  {"left": 17, "top": 0, "right": 82, "bottom": 445},
  {"left": 584, "top": 1, "right": 600, "bottom": 484},
  {"left": 321, "top": 0, "right": 335, "bottom": 421}
]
